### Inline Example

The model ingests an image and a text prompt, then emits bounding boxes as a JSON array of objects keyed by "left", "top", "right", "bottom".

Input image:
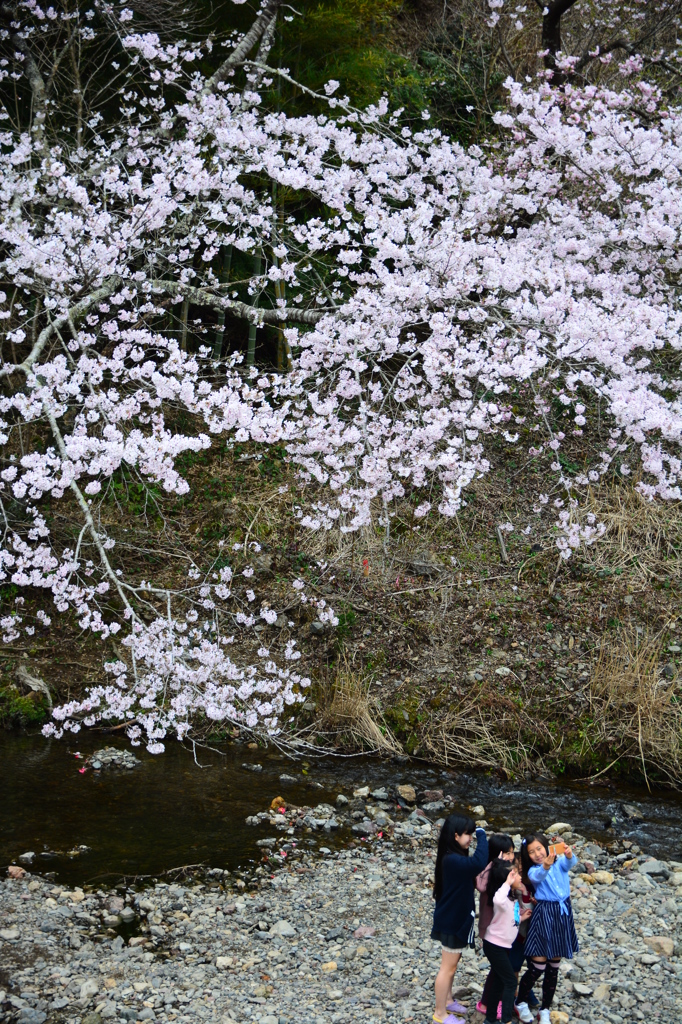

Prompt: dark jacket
[{"left": 432, "top": 827, "right": 489, "bottom": 943}]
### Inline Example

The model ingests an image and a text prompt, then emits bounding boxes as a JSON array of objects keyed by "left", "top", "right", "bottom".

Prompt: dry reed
[
  {"left": 319, "top": 660, "right": 403, "bottom": 755},
  {"left": 421, "top": 698, "right": 536, "bottom": 777},
  {"left": 586, "top": 630, "right": 681, "bottom": 787},
  {"left": 582, "top": 485, "right": 682, "bottom": 582}
]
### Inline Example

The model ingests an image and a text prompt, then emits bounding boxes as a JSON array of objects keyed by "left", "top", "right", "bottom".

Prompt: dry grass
[
  {"left": 421, "top": 698, "right": 537, "bottom": 777},
  {"left": 586, "top": 630, "right": 682, "bottom": 786},
  {"left": 318, "top": 659, "right": 403, "bottom": 755},
  {"left": 582, "top": 485, "right": 682, "bottom": 582}
]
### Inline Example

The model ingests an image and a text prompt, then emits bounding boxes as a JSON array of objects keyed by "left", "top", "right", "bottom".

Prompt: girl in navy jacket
[{"left": 431, "top": 814, "right": 489, "bottom": 1024}]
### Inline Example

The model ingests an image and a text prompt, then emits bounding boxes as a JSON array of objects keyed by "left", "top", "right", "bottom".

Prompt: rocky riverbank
[{"left": 2, "top": 787, "right": 682, "bottom": 1024}]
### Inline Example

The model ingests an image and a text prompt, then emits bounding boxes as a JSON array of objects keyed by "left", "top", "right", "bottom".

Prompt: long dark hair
[
  {"left": 487, "top": 833, "right": 514, "bottom": 864},
  {"left": 486, "top": 858, "right": 513, "bottom": 901},
  {"left": 433, "top": 813, "right": 476, "bottom": 901},
  {"left": 520, "top": 833, "right": 548, "bottom": 893}
]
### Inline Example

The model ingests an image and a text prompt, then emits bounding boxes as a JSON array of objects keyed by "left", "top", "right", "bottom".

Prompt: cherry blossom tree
[{"left": 1, "top": 0, "right": 681, "bottom": 748}]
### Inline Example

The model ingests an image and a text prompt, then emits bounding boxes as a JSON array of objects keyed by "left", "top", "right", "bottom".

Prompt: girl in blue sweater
[
  {"left": 431, "top": 814, "right": 489, "bottom": 1024},
  {"left": 514, "top": 833, "right": 579, "bottom": 1024}
]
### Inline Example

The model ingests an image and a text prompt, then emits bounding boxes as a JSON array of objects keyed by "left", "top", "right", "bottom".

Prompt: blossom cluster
[{"left": 1, "top": 0, "right": 682, "bottom": 748}]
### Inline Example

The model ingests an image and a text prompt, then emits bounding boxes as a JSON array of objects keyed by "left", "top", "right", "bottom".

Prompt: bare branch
[
  {"left": 152, "top": 280, "right": 327, "bottom": 326},
  {"left": 0, "top": 278, "right": 122, "bottom": 378},
  {"left": 202, "top": 0, "right": 280, "bottom": 97}
]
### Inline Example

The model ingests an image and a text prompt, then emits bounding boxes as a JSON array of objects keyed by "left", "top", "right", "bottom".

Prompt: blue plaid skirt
[{"left": 524, "top": 897, "right": 579, "bottom": 959}]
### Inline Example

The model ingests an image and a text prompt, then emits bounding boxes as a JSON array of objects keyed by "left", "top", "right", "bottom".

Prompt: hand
[
  {"left": 520, "top": 908, "right": 532, "bottom": 921},
  {"left": 542, "top": 852, "right": 556, "bottom": 870},
  {"left": 563, "top": 845, "right": 573, "bottom": 859},
  {"left": 508, "top": 868, "right": 521, "bottom": 888}
]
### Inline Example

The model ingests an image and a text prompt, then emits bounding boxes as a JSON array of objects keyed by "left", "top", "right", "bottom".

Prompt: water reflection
[{"left": 2, "top": 732, "right": 681, "bottom": 887}]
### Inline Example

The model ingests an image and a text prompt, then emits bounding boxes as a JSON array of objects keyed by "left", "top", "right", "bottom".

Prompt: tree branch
[
  {"left": 542, "top": 0, "right": 581, "bottom": 82},
  {"left": 202, "top": 0, "right": 280, "bottom": 97},
  {"left": 0, "top": 278, "right": 122, "bottom": 378},
  {"left": 152, "top": 281, "right": 327, "bottom": 326},
  {"left": 1, "top": 4, "right": 47, "bottom": 147}
]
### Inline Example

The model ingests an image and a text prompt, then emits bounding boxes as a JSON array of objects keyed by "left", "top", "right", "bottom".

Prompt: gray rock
[
  {"left": 621, "top": 803, "right": 644, "bottom": 820},
  {"left": 572, "top": 982, "right": 593, "bottom": 996},
  {"left": 17, "top": 1011, "right": 47, "bottom": 1024},
  {"left": 269, "top": 920, "right": 296, "bottom": 937},
  {"left": 639, "top": 859, "right": 669, "bottom": 877},
  {"left": 18, "top": 851, "right": 35, "bottom": 864},
  {"left": 80, "top": 979, "right": 99, "bottom": 1002},
  {"left": 309, "top": 621, "right": 326, "bottom": 636},
  {"left": 119, "top": 907, "right": 136, "bottom": 923}
]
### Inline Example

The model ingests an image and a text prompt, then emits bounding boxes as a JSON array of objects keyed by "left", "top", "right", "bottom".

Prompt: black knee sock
[
  {"left": 517, "top": 961, "right": 545, "bottom": 1005},
  {"left": 541, "top": 960, "right": 560, "bottom": 1010}
]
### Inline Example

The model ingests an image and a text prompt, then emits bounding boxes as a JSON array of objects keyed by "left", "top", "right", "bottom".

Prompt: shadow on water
[{"left": 2, "top": 731, "right": 681, "bottom": 887}]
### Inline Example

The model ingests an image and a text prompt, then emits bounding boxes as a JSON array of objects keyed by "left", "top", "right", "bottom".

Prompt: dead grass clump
[
  {"left": 587, "top": 630, "right": 682, "bottom": 786},
  {"left": 422, "top": 698, "right": 536, "bottom": 777},
  {"left": 582, "top": 485, "right": 682, "bottom": 582},
  {"left": 319, "top": 661, "right": 403, "bottom": 755}
]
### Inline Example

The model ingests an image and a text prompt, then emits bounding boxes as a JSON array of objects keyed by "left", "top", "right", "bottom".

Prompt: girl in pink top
[{"left": 481, "top": 860, "right": 532, "bottom": 1024}]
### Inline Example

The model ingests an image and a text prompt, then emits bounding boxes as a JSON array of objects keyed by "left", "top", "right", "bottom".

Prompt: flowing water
[{"left": 2, "top": 732, "right": 681, "bottom": 888}]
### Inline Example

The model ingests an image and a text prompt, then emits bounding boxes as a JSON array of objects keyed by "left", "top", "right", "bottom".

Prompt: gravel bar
[{"left": 2, "top": 797, "right": 682, "bottom": 1024}]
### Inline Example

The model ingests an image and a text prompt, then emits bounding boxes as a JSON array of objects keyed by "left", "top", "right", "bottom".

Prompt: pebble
[{"left": 1, "top": 805, "right": 681, "bottom": 1024}]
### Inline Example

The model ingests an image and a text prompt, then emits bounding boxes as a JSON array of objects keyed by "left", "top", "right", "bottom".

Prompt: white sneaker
[
  {"left": 513, "top": 1003, "right": 534, "bottom": 1024},
  {"left": 538, "top": 1010, "right": 551, "bottom": 1024}
]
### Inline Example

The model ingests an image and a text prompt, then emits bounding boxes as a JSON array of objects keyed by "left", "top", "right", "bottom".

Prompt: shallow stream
[{"left": 2, "top": 732, "right": 681, "bottom": 887}]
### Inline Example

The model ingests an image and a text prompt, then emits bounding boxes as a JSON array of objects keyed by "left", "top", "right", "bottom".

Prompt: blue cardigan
[{"left": 432, "top": 827, "right": 489, "bottom": 942}]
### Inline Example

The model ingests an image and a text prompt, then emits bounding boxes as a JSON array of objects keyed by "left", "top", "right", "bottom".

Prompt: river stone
[
  {"left": 591, "top": 870, "right": 614, "bottom": 885},
  {"left": 396, "top": 785, "right": 416, "bottom": 803},
  {"left": 119, "top": 907, "right": 135, "bottom": 923},
  {"left": 81, "top": 1015, "right": 103, "bottom": 1024},
  {"left": 621, "top": 803, "right": 644, "bottom": 820},
  {"left": 644, "top": 935, "right": 674, "bottom": 956},
  {"left": 546, "top": 822, "right": 572, "bottom": 834},
  {"left": 593, "top": 983, "right": 611, "bottom": 1001},
  {"left": 573, "top": 982, "right": 593, "bottom": 995},
  {"left": 269, "top": 919, "right": 296, "bottom": 937},
  {"left": 639, "top": 859, "right": 669, "bottom": 876},
  {"left": 353, "top": 786, "right": 370, "bottom": 798},
  {"left": 18, "top": 1012, "right": 47, "bottom": 1024},
  {"left": 0, "top": 928, "right": 20, "bottom": 940},
  {"left": 80, "top": 979, "right": 99, "bottom": 1001}
]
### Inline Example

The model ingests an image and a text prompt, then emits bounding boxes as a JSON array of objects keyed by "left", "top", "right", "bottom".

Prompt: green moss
[{"left": 0, "top": 682, "right": 50, "bottom": 726}]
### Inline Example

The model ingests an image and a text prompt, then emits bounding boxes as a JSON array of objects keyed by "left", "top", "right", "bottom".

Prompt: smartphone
[{"left": 548, "top": 842, "right": 566, "bottom": 858}]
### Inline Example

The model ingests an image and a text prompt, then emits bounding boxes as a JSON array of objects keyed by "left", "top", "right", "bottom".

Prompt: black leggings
[
  {"left": 518, "top": 957, "right": 561, "bottom": 1010},
  {"left": 482, "top": 940, "right": 517, "bottom": 1023}
]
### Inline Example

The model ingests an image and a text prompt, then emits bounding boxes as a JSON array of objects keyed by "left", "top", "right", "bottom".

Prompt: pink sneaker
[
  {"left": 475, "top": 1003, "right": 487, "bottom": 1015},
  {"left": 497, "top": 1002, "right": 502, "bottom": 1021}
]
